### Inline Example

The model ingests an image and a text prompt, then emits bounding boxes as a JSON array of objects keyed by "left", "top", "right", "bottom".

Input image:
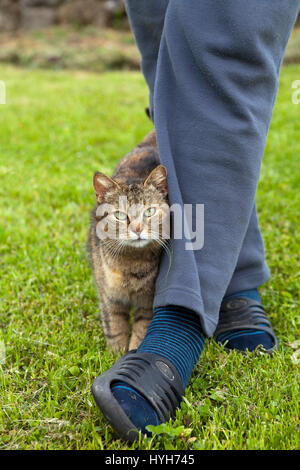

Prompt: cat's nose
[{"left": 135, "top": 224, "right": 142, "bottom": 234}]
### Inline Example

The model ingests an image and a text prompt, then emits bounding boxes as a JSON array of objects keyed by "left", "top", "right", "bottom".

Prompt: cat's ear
[
  {"left": 93, "top": 172, "right": 120, "bottom": 202},
  {"left": 144, "top": 164, "right": 168, "bottom": 197}
]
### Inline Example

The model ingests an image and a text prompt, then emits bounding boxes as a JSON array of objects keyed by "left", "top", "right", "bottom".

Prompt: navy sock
[
  {"left": 217, "top": 288, "right": 273, "bottom": 351},
  {"left": 112, "top": 306, "right": 206, "bottom": 433}
]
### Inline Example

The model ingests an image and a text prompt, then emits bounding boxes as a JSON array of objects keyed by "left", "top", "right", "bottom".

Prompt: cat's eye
[
  {"left": 114, "top": 211, "right": 128, "bottom": 221},
  {"left": 143, "top": 207, "right": 156, "bottom": 218}
]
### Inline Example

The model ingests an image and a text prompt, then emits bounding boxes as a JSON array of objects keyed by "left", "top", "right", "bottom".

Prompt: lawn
[{"left": 0, "top": 64, "right": 299, "bottom": 450}]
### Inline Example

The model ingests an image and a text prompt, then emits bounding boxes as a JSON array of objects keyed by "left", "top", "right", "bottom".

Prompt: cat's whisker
[
  {"left": 115, "top": 240, "right": 126, "bottom": 259},
  {"left": 112, "top": 240, "right": 127, "bottom": 261},
  {"left": 109, "top": 242, "right": 122, "bottom": 261},
  {"left": 151, "top": 237, "right": 173, "bottom": 279},
  {"left": 102, "top": 239, "right": 126, "bottom": 263}
]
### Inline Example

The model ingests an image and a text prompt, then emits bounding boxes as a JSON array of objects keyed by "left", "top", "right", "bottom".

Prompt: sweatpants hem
[
  {"left": 225, "top": 267, "right": 271, "bottom": 297},
  {"left": 153, "top": 286, "right": 217, "bottom": 337}
]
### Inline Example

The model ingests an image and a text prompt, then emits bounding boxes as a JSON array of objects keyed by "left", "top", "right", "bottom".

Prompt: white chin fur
[{"left": 126, "top": 239, "right": 151, "bottom": 248}]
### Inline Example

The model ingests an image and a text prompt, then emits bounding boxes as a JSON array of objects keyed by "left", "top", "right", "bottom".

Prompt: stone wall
[
  {"left": 0, "top": 0, "right": 125, "bottom": 31},
  {"left": 0, "top": 1, "right": 299, "bottom": 32}
]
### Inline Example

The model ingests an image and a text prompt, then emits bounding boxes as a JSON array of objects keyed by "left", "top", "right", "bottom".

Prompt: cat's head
[{"left": 93, "top": 165, "right": 169, "bottom": 250}]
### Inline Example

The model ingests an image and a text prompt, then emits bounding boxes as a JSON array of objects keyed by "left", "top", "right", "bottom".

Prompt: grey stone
[
  {"left": 0, "top": 0, "right": 20, "bottom": 31},
  {"left": 0, "top": 11, "right": 19, "bottom": 31},
  {"left": 20, "top": 6, "right": 57, "bottom": 29},
  {"left": 57, "top": 0, "right": 108, "bottom": 27}
]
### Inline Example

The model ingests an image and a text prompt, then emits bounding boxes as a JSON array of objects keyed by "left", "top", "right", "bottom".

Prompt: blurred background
[
  {"left": 0, "top": 0, "right": 139, "bottom": 73},
  {"left": 0, "top": 0, "right": 299, "bottom": 72}
]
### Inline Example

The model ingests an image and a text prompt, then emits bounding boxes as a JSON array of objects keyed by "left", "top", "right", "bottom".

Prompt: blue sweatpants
[{"left": 124, "top": 0, "right": 299, "bottom": 336}]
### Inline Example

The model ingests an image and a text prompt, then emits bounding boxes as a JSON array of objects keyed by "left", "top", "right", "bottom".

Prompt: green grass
[{"left": 0, "top": 64, "right": 299, "bottom": 450}]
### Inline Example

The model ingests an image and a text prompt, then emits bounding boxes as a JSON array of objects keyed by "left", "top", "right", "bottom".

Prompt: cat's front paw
[
  {"left": 107, "top": 340, "right": 128, "bottom": 354},
  {"left": 128, "top": 336, "right": 143, "bottom": 351}
]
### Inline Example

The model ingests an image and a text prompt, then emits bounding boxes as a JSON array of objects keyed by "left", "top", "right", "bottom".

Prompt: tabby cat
[{"left": 89, "top": 130, "right": 169, "bottom": 352}]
